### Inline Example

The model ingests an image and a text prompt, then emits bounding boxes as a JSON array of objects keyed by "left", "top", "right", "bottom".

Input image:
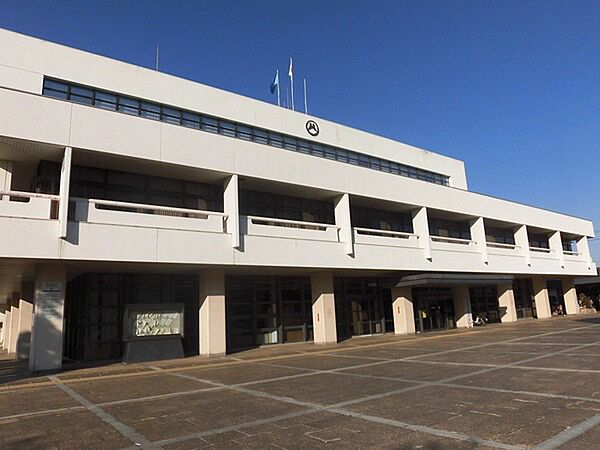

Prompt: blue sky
[{"left": 2, "top": 0, "right": 600, "bottom": 260}]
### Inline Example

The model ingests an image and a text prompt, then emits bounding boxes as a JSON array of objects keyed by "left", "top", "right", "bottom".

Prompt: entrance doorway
[
  {"left": 413, "top": 287, "right": 455, "bottom": 332},
  {"left": 335, "top": 278, "right": 393, "bottom": 340},
  {"left": 547, "top": 280, "right": 566, "bottom": 315},
  {"left": 469, "top": 285, "right": 500, "bottom": 323},
  {"left": 514, "top": 279, "right": 537, "bottom": 318},
  {"left": 225, "top": 276, "right": 313, "bottom": 351}
]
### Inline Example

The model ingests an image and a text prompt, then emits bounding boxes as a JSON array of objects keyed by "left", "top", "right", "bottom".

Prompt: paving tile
[
  {"left": 341, "top": 360, "right": 488, "bottom": 382},
  {"left": 343, "top": 384, "right": 599, "bottom": 447},
  {"left": 0, "top": 409, "right": 130, "bottom": 449},
  {"left": 250, "top": 372, "right": 413, "bottom": 405},
  {"left": 0, "top": 385, "right": 78, "bottom": 417},
  {"left": 104, "top": 388, "right": 310, "bottom": 442},
  {"left": 70, "top": 372, "right": 214, "bottom": 403},
  {"left": 175, "top": 362, "right": 308, "bottom": 385}
]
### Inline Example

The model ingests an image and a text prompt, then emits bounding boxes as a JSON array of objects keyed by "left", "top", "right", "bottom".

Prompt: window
[
  {"left": 428, "top": 218, "right": 471, "bottom": 240},
  {"left": 162, "top": 107, "right": 180, "bottom": 125},
  {"left": 351, "top": 206, "right": 414, "bottom": 233},
  {"left": 70, "top": 86, "right": 93, "bottom": 105},
  {"left": 95, "top": 92, "right": 117, "bottom": 111},
  {"left": 141, "top": 102, "right": 160, "bottom": 120},
  {"left": 117, "top": 97, "right": 140, "bottom": 115},
  {"left": 182, "top": 112, "right": 200, "bottom": 129},
  {"left": 528, "top": 233, "right": 549, "bottom": 249},
  {"left": 486, "top": 226, "right": 515, "bottom": 245},
  {"left": 42, "top": 77, "right": 450, "bottom": 187},
  {"left": 42, "top": 79, "right": 68, "bottom": 99}
]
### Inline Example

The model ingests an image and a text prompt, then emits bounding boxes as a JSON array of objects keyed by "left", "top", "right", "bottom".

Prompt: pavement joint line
[
  {"left": 149, "top": 366, "right": 516, "bottom": 449},
  {"left": 327, "top": 408, "right": 525, "bottom": 450},
  {"left": 531, "top": 409, "right": 600, "bottom": 449},
  {"left": 0, "top": 320, "right": 596, "bottom": 423},
  {"left": 0, "top": 319, "right": 588, "bottom": 392},
  {"left": 47, "top": 375, "right": 157, "bottom": 449},
  {"left": 0, "top": 327, "right": 482, "bottom": 393}
]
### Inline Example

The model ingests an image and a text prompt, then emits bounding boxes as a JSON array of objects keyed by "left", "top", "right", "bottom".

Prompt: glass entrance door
[
  {"left": 335, "top": 278, "right": 393, "bottom": 340},
  {"left": 413, "top": 288, "right": 455, "bottom": 333}
]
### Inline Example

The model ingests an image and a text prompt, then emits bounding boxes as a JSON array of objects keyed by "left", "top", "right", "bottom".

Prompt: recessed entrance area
[
  {"left": 469, "top": 285, "right": 500, "bottom": 323},
  {"left": 225, "top": 276, "right": 313, "bottom": 351},
  {"left": 334, "top": 277, "right": 394, "bottom": 340},
  {"left": 412, "top": 287, "right": 455, "bottom": 332}
]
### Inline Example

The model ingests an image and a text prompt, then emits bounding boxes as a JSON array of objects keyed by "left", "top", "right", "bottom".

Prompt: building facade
[{"left": 0, "top": 29, "right": 595, "bottom": 371}]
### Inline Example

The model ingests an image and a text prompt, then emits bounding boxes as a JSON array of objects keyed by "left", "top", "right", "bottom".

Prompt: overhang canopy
[{"left": 396, "top": 273, "right": 514, "bottom": 288}]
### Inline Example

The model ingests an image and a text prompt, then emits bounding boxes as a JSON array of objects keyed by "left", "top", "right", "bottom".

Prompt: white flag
[{"left": 288, "top": 57, "right": 293, "bottom": 78}]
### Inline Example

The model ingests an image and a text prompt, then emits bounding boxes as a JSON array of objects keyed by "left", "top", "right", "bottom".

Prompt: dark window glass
[
  {"left": 70, "top": 86, "right": 93, "bottom": 105},
  {"left": 182, "top": 111, "right": 200, "bottom": 129},
  {"left": 162, "top": 107, "right": 180, "bottom": 125},
  {"left": 283, "top": 136, "right": 297, "bottom": 151},
  {"left": 298, "top": 140, "right": 311, "bottom": 154},
  {"left": 117, "top": 97, "right": 140, "bottom": 115},
  {"left": 429, "top": 218, "right": 471, "bottom": 240},
  {"left": 486, "top": 227, "right": 515, "bottom": 245},
  {"left": 201, "top": 116, "right": 218, "bottom": 133},
  {"left": 311, "top": 143, "right": 324, "bottom": 157},
  {"left": 268, "top": 132, "right": 283, "bottom": 147},
  {"left": 141, "top": 102, "right": 160, "bottom": 120},
  {"left": 237, "top": 125, "right": 252, "bottom": 141},
  {"left": 324, "top": 146, "right": 336, "bottom": 160},
  {"left": 253, "top": 129, "right": 268, "bottom": 144},
  {"left": 220, "top": 120, "right": 236, "bottom": 137},
  {"left": 95, "top": 92, "right": 117, "bottom": 111}
]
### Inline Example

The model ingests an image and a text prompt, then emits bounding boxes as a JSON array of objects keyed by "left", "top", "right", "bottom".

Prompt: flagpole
[
  {"left": 289, "top": 57, "right": 295, "bottom": 111},
  {"left": 303, "top": 78, "right": 308, "bottom": 114},
  {"left": 276, "top": 70, "right": 281, "bottom": 106},
  {"left": 155, "top": 43, "right": 159, "bottom": 71}
]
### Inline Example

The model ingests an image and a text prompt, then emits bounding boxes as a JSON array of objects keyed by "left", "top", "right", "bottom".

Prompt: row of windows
[{"left": 42, "top": 78, "right": 450, "bottom": 186}]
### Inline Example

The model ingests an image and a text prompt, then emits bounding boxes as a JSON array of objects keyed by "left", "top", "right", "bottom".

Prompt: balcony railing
[
  {"left": 529, "top": 246, "right": 553, "bottom": 254},
  {"left": 353, "top": 227, "right": 419, "bottom": 248},
  {"left": 486, "top": 242, "right": 520, "bottom": 250},
  {"left": 354, "top": 227, "right": 415, "bottom": 239},
  {"left": 563, "top": 250, "right": 581, "bottom": 256},
  {"left": 244, "top": 215, "right": 341, "bottom": 242},
  {"left": 73, "top": 198, "right": 227, "bottom": 233},
  {"left": 430, "top": 236, "right": 476, "bottom": 246},
  {"left": 0, "top": 190, "right": 59, "bottom": 220}
]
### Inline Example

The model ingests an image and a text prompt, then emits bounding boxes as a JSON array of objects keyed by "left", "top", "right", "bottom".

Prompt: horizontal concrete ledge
[{"left": 396, "top": 273, "right": 514, "bottom": 288}]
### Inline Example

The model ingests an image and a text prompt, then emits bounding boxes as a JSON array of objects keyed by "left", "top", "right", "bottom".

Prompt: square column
[
  {"left": 412, "top": 207, "right": 431, "bottom": 260},
  {"left": 29, "top": 264, "right": 67, "bottom": 372},
  {"left": 16, "top": 299, "right": 33, "bottom": 360},
  {"left": 391, "top": 287, "right": 415, "bottom": 335},
  {"left": 311, "top": 272, "right": 337, "bottom": 344},
  {"left": 452, "top": 286, "right": 473, "bottom": 328},
  {"left": 334, "top": 193, "right": 353, "bottom": 255},
  {"left": 532, "top": 277, "right": 552, "bottom": 319},
  {"left": 497, "top": 283, "right": 518, "bottom": 323},
  {"left": 224, "top": 174, "right": 240, "bottom": 249},
  {"left": 199, "top": 269, "right": 226, "bottom": 356},
  {"left": 561, "top": 278, "right": 580, "bottom": 315},
  {"left": 3, "top": 309, "right": 11, "bottom": 350},
  {"left": 8, "top": 306, "right": 19, "bottom": 353}
]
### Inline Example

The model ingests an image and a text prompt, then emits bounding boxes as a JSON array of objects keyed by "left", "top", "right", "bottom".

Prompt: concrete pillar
[
  {"left": 16, "top": 299, "right": 33, "bottom": 360},
  {"left": 497, "top": 283, "right": 518, "bottom": 323},
  {"left": 334, "top": 193, "right": 353, "bottom": 255},
  {"left": 514, "top": 225, "right": 531, "bottom": 266},
  {"left": 452, "top": 286, "right": 473, "bottom": 328},
  {"left": 0, "top": 312, "right": 5, "bottom": 348},
  {"left": 0, "top": 160, "right": 13, "bottom": 201},
  {"left": 224, "top": 174, "right": 240, "bottom": 249},
  {"left": 470, "top": 217, "right": 488, "bottom": 264},
  {"left": 58, "top": 147, "right": 72, "bottom": 239},
  {"left": 532, "top": 277, "right": 552, "bottom": 319},
  {"left": 549, "top": 231, "right": 565, "bottom": 269},
  {"left": 311, "top": 272, "right": 337, "bottom": 344},
  {"left": 8, "top": 306, "right": 19, "bottom": 353},
  {"left": 391, "top": 287, "right": 415, "bottom": 335},
  {"left": 199, "top": 269, "right": 227, "bottom": 356},
  {"left": 29, "top": 264, "right": 67, "bottom": 371},
  {"left": 413, "top": 207, "right": 431, "bottom": 260},
  {"left": 561, "top": 278, "right": 580, "bottom": 315},
  {"left": 3, "top": 310, "right": 11, "bottom": 350}
]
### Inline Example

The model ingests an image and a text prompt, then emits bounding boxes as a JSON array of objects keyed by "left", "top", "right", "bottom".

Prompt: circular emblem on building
[{"left": 305, "top": 120, "right": 320, "bottom": 137}]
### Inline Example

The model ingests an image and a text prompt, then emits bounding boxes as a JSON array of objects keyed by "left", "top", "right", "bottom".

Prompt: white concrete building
[{"left": 0, "top": 29, "right": 595, "bottom": 371}]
